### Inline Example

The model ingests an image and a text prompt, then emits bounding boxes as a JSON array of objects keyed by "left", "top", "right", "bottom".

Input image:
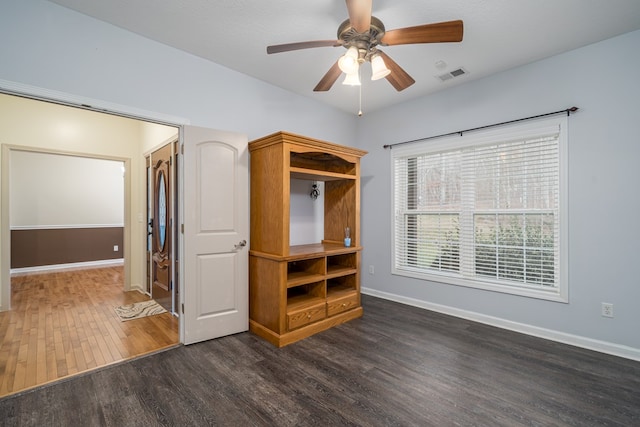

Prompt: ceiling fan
[{"left": 266, "top": 0, "right": 463, "bottom": 92}]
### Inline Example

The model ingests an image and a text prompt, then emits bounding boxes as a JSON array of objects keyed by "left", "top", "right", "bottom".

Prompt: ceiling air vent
[{"left": 436, "top": 67, "right": 468, "bottom": 82}]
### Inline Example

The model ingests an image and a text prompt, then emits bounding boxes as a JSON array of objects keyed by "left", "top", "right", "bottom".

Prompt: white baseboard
[
  {"left": 362, "top": 287, "right": 640, "bottom": 362},
  {"left": 130, "top": 283, "right": 146, "bottom": 294},
  {"left": 10, "top": 258, "right": 124, "bottom": 275}
]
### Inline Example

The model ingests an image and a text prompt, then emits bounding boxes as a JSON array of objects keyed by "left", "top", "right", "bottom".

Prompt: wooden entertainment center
[{"left": 248, "top": 131, "right": 367, "bottom": 347}]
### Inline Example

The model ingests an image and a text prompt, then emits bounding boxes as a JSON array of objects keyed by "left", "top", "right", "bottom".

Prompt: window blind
[{"left": 393, "top": 130, "right": 561, "bottom": 293}]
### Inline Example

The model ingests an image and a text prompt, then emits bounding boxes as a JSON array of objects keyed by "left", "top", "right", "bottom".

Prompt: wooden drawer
[
  {"left": 287, "top": 303, "right": 326, "bottom": 330},
  {"left": 327, "top": 293, "right": 359, "bottom": 317}
]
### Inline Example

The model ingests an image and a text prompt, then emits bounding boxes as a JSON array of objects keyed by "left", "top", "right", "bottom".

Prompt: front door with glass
[{"left": 150, "top": 143, "right": 173, "bottom": 311}]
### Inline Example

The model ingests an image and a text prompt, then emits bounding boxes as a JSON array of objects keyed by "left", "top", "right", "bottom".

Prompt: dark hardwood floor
[{"left": 1, "top": 295, "right": 638, "bottom": 426}]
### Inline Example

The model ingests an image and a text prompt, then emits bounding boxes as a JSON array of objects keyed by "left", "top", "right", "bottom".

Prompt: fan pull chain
[{"left": 358, "top": 67, "right": 363, "bottom": 117}]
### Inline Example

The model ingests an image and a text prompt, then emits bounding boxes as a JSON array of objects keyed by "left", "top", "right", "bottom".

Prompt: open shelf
[
  {"left": 327, "top": 252, "right": 357, "bottom": 279},
  {"left": 290, "top": 151, "right": 356, "bottom": 176},
  {"left": 287, "top": 257, "right": 325, "bottom": 288},
  {"left": 289, "top": 167, "right": 357, "bottom": 182},
  {"left": 287, "top": 281, "right": 325, "bottom": 305},
  {"left": 327, "top": 274, "right": 357, "bottom": 299},
  {"left": 287, "top": 294, "right": 326, "bottom": 311}
]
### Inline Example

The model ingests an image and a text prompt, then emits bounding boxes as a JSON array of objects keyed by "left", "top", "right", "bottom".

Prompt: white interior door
[{"left": 182, "top": 125, "right": 248, "bottom": 345}]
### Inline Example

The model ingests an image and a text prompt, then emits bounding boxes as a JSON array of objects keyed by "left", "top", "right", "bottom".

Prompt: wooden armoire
[{"left": 248, "top": 131, "right": 367, "bottom": 347}]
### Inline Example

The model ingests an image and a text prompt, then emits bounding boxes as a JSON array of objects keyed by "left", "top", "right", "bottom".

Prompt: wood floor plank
[
  {"left": 0, "top": 266, "right": 178, "bottom": 397},
  {"left": 1, "top": 295, "right": 638, "bottom": 426}
]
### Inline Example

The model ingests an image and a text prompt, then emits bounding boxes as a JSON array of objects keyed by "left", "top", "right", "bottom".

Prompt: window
[{"left": 392, "top": 117, "right": 568, "bottom": 302}]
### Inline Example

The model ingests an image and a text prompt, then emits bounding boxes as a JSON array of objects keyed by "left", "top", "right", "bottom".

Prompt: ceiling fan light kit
[
  {"left": 338, "top": 46, "right": 360, "bottom": 74},
  {"left": 267, "top": 0, "right": 463, "bottom": 94},
  {"left": 370, "top": 53, "right": 391, "bottom": 80},
  {"left": 342, "top": 71, "right": 361, "bottom": 86}
]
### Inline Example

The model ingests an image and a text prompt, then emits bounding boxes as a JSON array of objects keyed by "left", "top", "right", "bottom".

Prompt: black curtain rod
[{"left": 383, "top": 106, "right": 579, "bottom": 149}]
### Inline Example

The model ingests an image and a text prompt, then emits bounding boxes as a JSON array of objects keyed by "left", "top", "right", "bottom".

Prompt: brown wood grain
[{"left": 0, "top": 266, "right": 178, "bottom": 398}]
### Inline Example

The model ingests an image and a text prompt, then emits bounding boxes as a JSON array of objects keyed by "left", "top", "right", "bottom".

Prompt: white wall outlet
[
  {"left": 113, "top": 245, "right": 119, "bottom": 252},
  {"left": 369, "top": 265, "right": 374, "bottom": 275},
  {"left": 601, "top": 302, "right": 614, "bottom": 318}
]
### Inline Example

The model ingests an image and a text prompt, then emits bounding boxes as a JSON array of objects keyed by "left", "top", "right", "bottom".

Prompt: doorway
[
  {"left": 0, "top": 92, "right": 179, "bottom": 310},
  {"left": 0, "top": 93, "right": 182, "bottom": 396},
  {"left": 1, "top": 86, "right": 250, "bottom": 347}
]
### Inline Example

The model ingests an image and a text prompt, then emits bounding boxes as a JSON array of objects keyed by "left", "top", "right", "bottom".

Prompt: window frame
[{"left": 391, "top": 116, "right": 569, "bottom": 302}]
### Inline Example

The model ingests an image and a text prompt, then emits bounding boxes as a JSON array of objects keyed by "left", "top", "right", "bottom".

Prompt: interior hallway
[{"left": 0, "top": 266, "right": 179, "bottom": 398}]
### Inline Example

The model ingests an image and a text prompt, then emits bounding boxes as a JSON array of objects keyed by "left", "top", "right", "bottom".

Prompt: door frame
[{"left": 0, "top": 81, "right": 189, "bottom": 324}]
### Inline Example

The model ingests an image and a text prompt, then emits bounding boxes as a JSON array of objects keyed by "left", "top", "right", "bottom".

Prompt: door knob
[{"left": 234, "top": 240, "right": 247, "bottom": 250}]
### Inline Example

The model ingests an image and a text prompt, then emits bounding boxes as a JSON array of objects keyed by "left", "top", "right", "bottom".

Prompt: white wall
[
  {"left": 0, "top": 0, "right": 355, "bottom": 310},
  {"left": 290, "top": 179, "right": 324, "bottom": 246},
  {"left": 356, "top": 29, "right": 640, "bottom": 358},
  {"left": 10, "top": 151, "right": 124, "bottom": 228}
]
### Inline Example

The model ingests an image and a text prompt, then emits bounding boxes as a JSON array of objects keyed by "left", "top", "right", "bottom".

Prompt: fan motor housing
[{"left": 338, "top": 16, "right": 386, "bottom": 59}]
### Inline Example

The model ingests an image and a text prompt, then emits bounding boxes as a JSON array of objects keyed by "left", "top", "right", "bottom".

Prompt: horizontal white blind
[
  {"left": 394, "top": 150, "right": 462, "bottom": 273},
  {"left": 394, "top": 132, "right": 560, "bottom": 291}
]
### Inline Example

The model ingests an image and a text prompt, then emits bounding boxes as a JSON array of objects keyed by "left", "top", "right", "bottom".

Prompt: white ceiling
[{"left": 48, "top": 0, "right": 640, "bottom": 115}]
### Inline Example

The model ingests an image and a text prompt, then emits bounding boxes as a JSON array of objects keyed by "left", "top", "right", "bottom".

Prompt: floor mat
[{"left": 114, "top": 300, "right": 167, "bottom": 321}]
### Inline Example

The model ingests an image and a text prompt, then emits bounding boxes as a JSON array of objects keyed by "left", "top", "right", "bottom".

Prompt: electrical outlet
[
  {"left": 369, "top": 265, "right": 374, "bottom": 275},
  {"left": 113, "top": 245, "right": 119, "bottom": 252},
  {"left": 601, "top": 302, "right": 614, "bottom": 318}
]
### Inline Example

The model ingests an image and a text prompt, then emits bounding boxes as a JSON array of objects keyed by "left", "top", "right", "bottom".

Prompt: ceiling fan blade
[
  {"left": 313, "top": 61, "right": 342, "bottom": 92},
  {"left": 346, "top": 0, "right": 372, "bottom": 33},
  {"left": 381, "top": 20, "right": 463, "bottom": 45},
  {"left": 378, "top": 51, "right": 415, "bottom": 91},
  {"left": 267, "top": 40, "right": 341, "bottom": 54}
]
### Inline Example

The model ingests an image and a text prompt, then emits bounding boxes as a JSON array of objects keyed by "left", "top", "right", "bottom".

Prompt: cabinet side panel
[
  {"left": 249, "top": 256, "right": 285, "bottom": 333},
  {"left": 250, "top": 144, "right": 287, "bottom": 255},
  {"left": 324, "top": 180, "right": 357, "bottom": 244}
]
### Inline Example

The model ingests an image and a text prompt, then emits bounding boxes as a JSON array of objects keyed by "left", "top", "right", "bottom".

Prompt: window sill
[{"left": 392, "top": 267, "right": 568, "bottom": 303}]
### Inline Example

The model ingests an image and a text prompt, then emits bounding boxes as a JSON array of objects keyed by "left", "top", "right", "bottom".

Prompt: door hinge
[
  {"left": 181, "top": 303, "right": 184, "bottom": 314},
  {"left": 169, "top": 156, "right": 172, "bottom": 166},
  {"left": 181, "top": 224, "right": 184, "bottom": 234},
  {"left": 181, "top": 145, "right": 184, "bottom": 155}
]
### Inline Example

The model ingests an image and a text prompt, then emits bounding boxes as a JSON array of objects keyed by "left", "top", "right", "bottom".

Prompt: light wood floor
[{"left": 0, "top": 266, "right": 179, "bottom": 398}]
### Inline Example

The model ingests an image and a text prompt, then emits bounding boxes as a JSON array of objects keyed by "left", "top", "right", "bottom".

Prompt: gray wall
[
  {"left": 0, "top": 0, "right": 356, "bottom": 145},
  {"left": 357, "top": 29, "right": 640, "bottom": 357},
  {"left": 1, "top": 1, "right": 638, "bottom": 358}
]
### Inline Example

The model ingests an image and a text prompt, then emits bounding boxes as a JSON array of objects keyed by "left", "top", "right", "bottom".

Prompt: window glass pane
[
  {"left": 474, "top": 213, "right": 556, "bottom": 286},
  {"left": 525, "top": 213, "right": 554, "bottom": 247},
  {"left": 499, "top": 246, "right": 525, "bottom": 282},
  {"left": 497, "top": 214, "right": 524, "bottom": 247},
  {"left": 405, "top": 214, "right": 459, "bottom": 272},
  {"left": 474, "top": 154, "right": 497, "bottom": 210},
  {"left": 415, "top": 152, "right": 461, "bottom": 211}
]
